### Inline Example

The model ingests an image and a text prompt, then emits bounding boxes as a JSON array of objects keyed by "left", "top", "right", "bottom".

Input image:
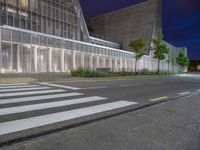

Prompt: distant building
[
  {"left": 90, "top": 0, "right": 162, "bottom": 54},
  {"left": 0, "top": 0, "right": 186, "bottom": 73}
]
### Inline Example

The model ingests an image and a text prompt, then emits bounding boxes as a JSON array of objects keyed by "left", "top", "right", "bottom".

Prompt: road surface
[{"left": 0, "top": 74, "right": 200, "bottom": 150}]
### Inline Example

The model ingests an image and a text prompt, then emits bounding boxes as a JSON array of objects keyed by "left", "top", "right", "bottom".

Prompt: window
[
  {"left": 65, "top": 41, "right": 72, "bottom": 50},
  {"left": 40, "top": 36, "right": 46, "bottom": 46},
  {"left": 2, "top": 42, "right": 12, "bottom": 71},
  {"left": 7, "top": 0, "right": 17, "bottom": 6},
  {"left": 1, "top": 29, "right": 11, "bottom": 41},
  {"left": 12, "top": 30, "right": 21, "bottom": 42},
  {"left": 8, "top": 16, "right": 13, "bottom": 26},
  {"left": 22, "top": 32, "right": 30, "bottom": 44},
  {"left": 60, "top": 40, "right": 65, "bottom": 49},
  {"left": 31, "top": 35, "right": 39, "bottom": 45},
  {"left": 19, "top": 0, "right": 28, "bottom": 9}
]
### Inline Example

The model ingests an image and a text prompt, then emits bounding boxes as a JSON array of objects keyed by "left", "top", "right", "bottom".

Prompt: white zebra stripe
[
  {"left": 0, "top": 101, "right": 136, "bottom": 136},
  {"left": 0, "top": 87, "right": 51, "bottom": 93},
  {"left": 0, "top": 83, "right": 29, "bottom": 87},
  {"left": 0, "top": 84, "right": 40, "bottom": 89},
  {"left": 0, "top": 96, "right": 107, "bottom": 116},
  {"left": 0, "top": 89, "right": 66, "bottom": 98},
  {"left": 39, "top": 82, "right": 81, "bottom": 90},
  {"left": 0, "top": 92, "right": 84, "bottom": 105}
]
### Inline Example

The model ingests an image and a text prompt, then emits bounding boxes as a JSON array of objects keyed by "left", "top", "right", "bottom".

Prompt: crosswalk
[{"left": 0, "top": 82, "right": 137, "bottom": 138}]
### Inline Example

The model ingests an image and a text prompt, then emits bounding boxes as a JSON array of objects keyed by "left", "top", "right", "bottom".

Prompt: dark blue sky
[{"left": 80, "top": 0, "right": 200, "bottom": 60}]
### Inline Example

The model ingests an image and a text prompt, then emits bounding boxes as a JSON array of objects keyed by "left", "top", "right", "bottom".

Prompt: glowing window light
[{"left": 19, "top": 0, "right": 28, "bottom": 8}]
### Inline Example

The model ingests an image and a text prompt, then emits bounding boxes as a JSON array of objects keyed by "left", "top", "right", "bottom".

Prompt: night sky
[{"left": 80, "top": 0, "right": 200, "bottom": 60}]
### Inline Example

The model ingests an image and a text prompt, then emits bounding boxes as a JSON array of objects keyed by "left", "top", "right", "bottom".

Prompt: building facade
[
  {"left": 0, "top": 0, "right": 186, "bottom": 74},
  {"left": 0, "top": 0, "right": 84, "bottom": 40},
  {"left": 90, "top": 0, "right": 162, "bottom": 54}
]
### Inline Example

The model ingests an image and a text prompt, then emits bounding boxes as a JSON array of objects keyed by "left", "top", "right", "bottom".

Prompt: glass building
[
  {"left": 0, "top": 0, "right": 185, "bottom": 73},
  {"left": 0, "top": 0, "right": 84, "bottom": 40}
]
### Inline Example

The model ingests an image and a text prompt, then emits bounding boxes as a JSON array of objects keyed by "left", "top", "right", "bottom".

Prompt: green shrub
[{"left": 71, "top": 68, "right": 174, "bottom": 77}]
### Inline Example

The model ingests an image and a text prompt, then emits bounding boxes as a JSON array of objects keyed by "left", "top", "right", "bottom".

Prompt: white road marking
[
  {"left": 80, "top": 86, "right": 107, "bottom": 90},
  {"left": 0, "top": 92, "right": 84, "bottom": 105},
  {"left": 0, "top": 96, "right": 107, "bottom": 116},
  {"left": 149, "top": 96, "right": 168, "bottom": 102},
  {"left": 0, "top": 87, "right": 51, "bottom": 92},
  {"left": 0, "top": 84, "right": 40, "bottom": 89},
  {"left": 0, "top": 83, "right": 29, "bottom": 87},
  {"left": 119, "top": 84, "right": 141, "bottom": 87},
  {"left": 178, "top": 92, "right": 190, "bottom": 95},
  {"left": 0, "top": 89, "right": 66, "bottom": 98},
  {"left": 39, "top": 82, "right": 81, "bottom": 90},
  {"left": 0, "top": 101, "right": 136, "bottom": 136}
]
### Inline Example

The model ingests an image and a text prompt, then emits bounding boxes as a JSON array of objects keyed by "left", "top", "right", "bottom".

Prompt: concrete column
[
  {"left": 48, "top": 48, "right": 52, "bottom": 72},
  {"left": 97, "top": 55, "right": 99, "bottom": 69},
  {"left": 124, "top": 58, "right": 127, "bottom": 71},
  {"left": 81, "top": 53, "right": 84, "bottom": 69},
  {"left": 61, "top": 50, "right": 65, "bottom": 72},
  {"left": 73, "top": 51, "right": 76, "bottom": 70},
  {"left": 109, "top": 57, "right": 112, "bottom": 71},
  {"left": 115, "top": 57, "right": 118, "bottom": 72},
  {"left": 0, "top": 29, "right": 2, "bottom": 73},
  {"left": 16, "top": 45, "right": 21, "bottom": 72},
  {"left": 103, "top": 56, "right": 106, "bottom": 68},
  {"left": 10, "top": 43, "right": 13, "bottom": 72},
  {"left": 90, "top": 54, "right": 93, "bottom": 70},
  {"left": 120, "top": 58, "right": 123, "bottom": 71},
  {"left": 33, "top": 46, "right": 38, "bottom": 72}
]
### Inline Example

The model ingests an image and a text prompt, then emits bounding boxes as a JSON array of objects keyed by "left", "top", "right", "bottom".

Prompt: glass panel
[
  {"left": 8, "top": 15, "right": 13, "bottom": 26},
  {"left": 7, "top": 0, "right": 17, "bottom": 6},
  {"left": 2, "top": 42, "right": 12, "bottom": 72},
  {"left": 60, "top": 40, "right": 65, "bottom": 49},
  {"left": 82, "top": 44, "right": 86, "bottom": 52},
  {"left": 19, "top": 0, "right": 28, "bottom": 9},
  {"left": 1, "top": 29, "right": 11, "bottom": 41},
  {"left": 54, "top": 39, "right": 60, "bottom": 48},
  {"left": 76, "top": 43, "right": 81, "bottom": 51},
  {"left": 22, "top": 32, "right": 30, "bottom": 44},
  {"left": 12, "top": 30, "right": 21, "bottom": 43},
  {"left": 40, "top": 36, "right": 46, "bottom": 46},
  {"left": 31, "top": 35, "right": 39, "bottom": 45},
  {"left": 21, "top": 44, "right": 32, "bottom": 72},
  {"left": 84, "top": 54, "right": 90, "bottom": 69},
  {"left": 65, "top": 41, "right": 72, "bottom": 50},
  {"left": 75, "top": 53, "right": 82, "bottom": 69},
  {"left": 30, "top": 0, "right": 37, "bottom": 12},
  {"left": 48, "top": 37, "right": 54, "bottom": 47},
  {"left": 12, "top": 43, "right": 20, "bottom": 71},
  {"left": 37, "top": 47, "right": 48, "bottom": 72},
  {"left": 52, "top": 49, "right": 61, "bottom": 72},
  {"left": 64, "top": 50, "right": 73, "bottom": 71}
]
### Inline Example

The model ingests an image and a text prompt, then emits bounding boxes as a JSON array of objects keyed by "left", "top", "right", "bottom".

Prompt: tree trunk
[
  {"left": 157, "top": 59, "right": 160, "bottom": 75},
  {"left": 168, "top": 61, "right": 170, "bottom": 74},
  {"left": 135, "top": 58, "right": 137, "bottom": 75}
]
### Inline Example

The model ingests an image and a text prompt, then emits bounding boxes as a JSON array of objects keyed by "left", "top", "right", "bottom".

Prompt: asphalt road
[{"left": 1, "top": 74, "right": 200, "bottom": 150}]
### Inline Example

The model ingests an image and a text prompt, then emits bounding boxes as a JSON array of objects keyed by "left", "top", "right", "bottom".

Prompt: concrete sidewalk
[{"left": 0, "top": 74, "right": 174, "bottom": 84}]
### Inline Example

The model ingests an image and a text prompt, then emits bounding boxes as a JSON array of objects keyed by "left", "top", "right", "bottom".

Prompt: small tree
[
  {"left": 152, "top": 29, "right": 169, "bottom": 74},
  {"left": 176, "top": 50, "right": 189, "bottom": 72},
  {"left": 168, "top": 55, "right": 176, "bottom": 73},
  {"left": 129, "top": 38, "right": 146, "bottom": 74},
  {"left": 167, "top": 49, "right": 172, "bottom": 74}
]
